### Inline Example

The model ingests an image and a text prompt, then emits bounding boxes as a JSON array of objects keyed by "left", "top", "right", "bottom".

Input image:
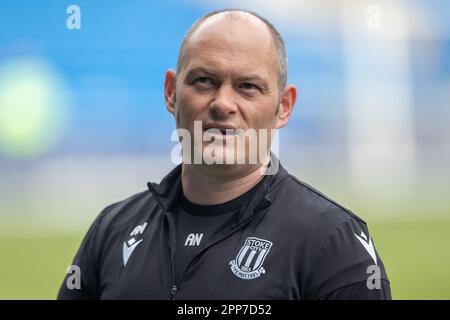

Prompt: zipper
[
  {"left": 148, "top": 182, "right": 180, "bottom": 300},
  {"left": 170, "top": 285, "right": 178, "bottom": 300},
  {"left": 166, "top": 209, "right": 178, "bottom": 300}
]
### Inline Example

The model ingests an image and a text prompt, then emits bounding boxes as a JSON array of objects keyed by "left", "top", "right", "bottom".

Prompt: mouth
[{"left": 203, "top": 123, "right": 238, "bottom": 137}]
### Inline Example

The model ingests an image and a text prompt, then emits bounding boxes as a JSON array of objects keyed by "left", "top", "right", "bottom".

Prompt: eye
[
  {"left": 239, "top": 82, "right": 259, "bottom": 91},
  {"left": 193, "top": 77, "right": 214, "bottom": 86}
]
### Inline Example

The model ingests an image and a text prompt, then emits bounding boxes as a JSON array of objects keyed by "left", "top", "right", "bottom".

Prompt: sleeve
[
  {"left": 320, "top": 279, "right": 391, "bottom": 300},
  {"left": 57, "top": 209, "right": 107, "bottom": 300},
  {"left": 304, "top": 219, "right": 391, "bottom": 300}
]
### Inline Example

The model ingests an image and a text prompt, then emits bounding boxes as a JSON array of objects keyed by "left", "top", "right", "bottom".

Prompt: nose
[{"left": 210, "top": 84, "right": 238, "bottom": 119}]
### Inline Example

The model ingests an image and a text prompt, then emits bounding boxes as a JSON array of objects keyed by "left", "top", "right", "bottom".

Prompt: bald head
[{"left": 176, "top": 9, "right": 287, "bottom": 95}]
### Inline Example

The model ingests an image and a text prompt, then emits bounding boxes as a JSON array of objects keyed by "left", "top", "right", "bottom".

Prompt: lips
[{"left": 203, "top": 122, "right": 238, "bottom": 136}]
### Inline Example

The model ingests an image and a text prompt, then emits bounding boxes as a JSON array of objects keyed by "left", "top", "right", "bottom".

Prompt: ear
[
  {"left": 164, "top": 69, "right": 177, "bottom": 115},
  {"left": 276, "top": 84, "right": 297, "bottom": 129}
]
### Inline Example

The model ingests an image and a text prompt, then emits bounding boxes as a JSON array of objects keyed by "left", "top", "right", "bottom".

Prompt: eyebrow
[
  {"left": 185, "top": 66, "right": 269, "bottom": 91},
  {"left": 185, "top": 67, "right": 269, "bottom": 85},
  {"left": 185, "top": 67, "right": 219, "bottom": 79},
  {"left": 236, "top": 74, "right": 268, "bottom": 84}
]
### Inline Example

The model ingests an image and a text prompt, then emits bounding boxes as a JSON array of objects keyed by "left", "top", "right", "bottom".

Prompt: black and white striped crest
[{"left": 235, "top": 237, "right": 273, "bottom": 273}]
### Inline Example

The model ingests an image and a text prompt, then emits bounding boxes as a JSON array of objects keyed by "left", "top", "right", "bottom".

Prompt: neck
[{"left": 181, "top": 163, "right": 267, "bottom": 205}]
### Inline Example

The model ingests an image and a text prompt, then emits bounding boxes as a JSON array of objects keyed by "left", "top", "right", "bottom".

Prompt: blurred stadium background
[{"left": 0, "top": 0, "right": 449, "bottom": 299}]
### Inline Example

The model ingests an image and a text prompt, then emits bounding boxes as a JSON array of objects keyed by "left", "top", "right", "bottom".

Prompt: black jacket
[{"left": 58, "top": 159, "right": 391, "bottom": 300}]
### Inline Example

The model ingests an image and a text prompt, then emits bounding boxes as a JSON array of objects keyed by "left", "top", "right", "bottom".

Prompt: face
[{"left": 165, "top": 13, "right": 296, "bottom": 167}]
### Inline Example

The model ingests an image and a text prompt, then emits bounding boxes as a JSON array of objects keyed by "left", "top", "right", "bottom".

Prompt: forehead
[{"left": 180, "top": 13, "right": 278, "bottom": 78}]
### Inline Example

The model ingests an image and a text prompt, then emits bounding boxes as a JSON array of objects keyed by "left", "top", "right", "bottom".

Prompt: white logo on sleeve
[
  {"left": 184, "top": 233, "right": 203, "bottom": 246},
  {"left": 123, "top": 222, "right": 147, "bottom": 266},
  {"left": 354, "top": 230, "right": 378, "bottom": 265},
  {"left": 123, "top": 238, "right": 144, "bottom": 266},
  {"left": 130, "top": 222, "right": 147, "bottom": 237}
]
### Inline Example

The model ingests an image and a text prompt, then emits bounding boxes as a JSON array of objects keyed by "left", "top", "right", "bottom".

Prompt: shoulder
[
  {"left": 89, "top": 189, "right": 158, "bottom": 242},
  {"left": 274, "top": 173, "right": 366, "bottom": 231},
  {"left": 270, "top": 173, "right": 390, "bottom": 298},
  {"left": 269, "top": 173, "right": 370, "bottom": 256},
  {"left": 101, "top": 189, "right": 155, "bottom": 217}
]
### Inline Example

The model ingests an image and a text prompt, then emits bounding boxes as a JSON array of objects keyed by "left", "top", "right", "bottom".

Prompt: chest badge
[{"left": 229, "top": 237, "right": 273, "bottom": 280}]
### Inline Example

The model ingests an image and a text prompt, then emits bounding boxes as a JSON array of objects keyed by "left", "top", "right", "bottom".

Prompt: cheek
[
  {"left": 175, "top": 90, "right": 206, "bottom": 128},
  {"left": 243, "top": 101, "right": 278, "bottom": 129}
]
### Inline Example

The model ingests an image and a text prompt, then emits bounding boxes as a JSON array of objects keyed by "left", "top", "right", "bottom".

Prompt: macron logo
[
  {"left": 122, "top": 222, "right": 147, "bottom": 266},
  {"left": 123, "top": 238, "right": 143, "bottom": 266},
  {"left": 354, "top": 231, "right": 378, "bottom": 265}
]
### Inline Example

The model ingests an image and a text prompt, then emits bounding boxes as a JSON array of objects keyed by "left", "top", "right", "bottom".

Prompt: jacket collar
[{"left": 147, "top": 153, "right": 289, "bottom": 221}]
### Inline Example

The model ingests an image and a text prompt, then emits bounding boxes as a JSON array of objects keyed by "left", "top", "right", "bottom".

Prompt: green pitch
[{"left": 0, "top": 218, "right": 449, "bottom": 299}]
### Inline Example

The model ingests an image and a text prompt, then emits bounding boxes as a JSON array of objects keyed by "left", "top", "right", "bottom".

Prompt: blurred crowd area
[{"left": 1, "top": 0, "right": 449, "bottom": 228}]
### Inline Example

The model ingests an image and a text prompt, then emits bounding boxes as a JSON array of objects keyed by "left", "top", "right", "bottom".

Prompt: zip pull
[{"left": 170, "top": 284, "right": 178, "bottom": 300}]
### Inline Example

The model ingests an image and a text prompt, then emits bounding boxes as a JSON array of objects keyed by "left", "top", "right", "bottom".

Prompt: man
[{"left": 58, "top": 9, "right": 391, "bottom": 300}]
